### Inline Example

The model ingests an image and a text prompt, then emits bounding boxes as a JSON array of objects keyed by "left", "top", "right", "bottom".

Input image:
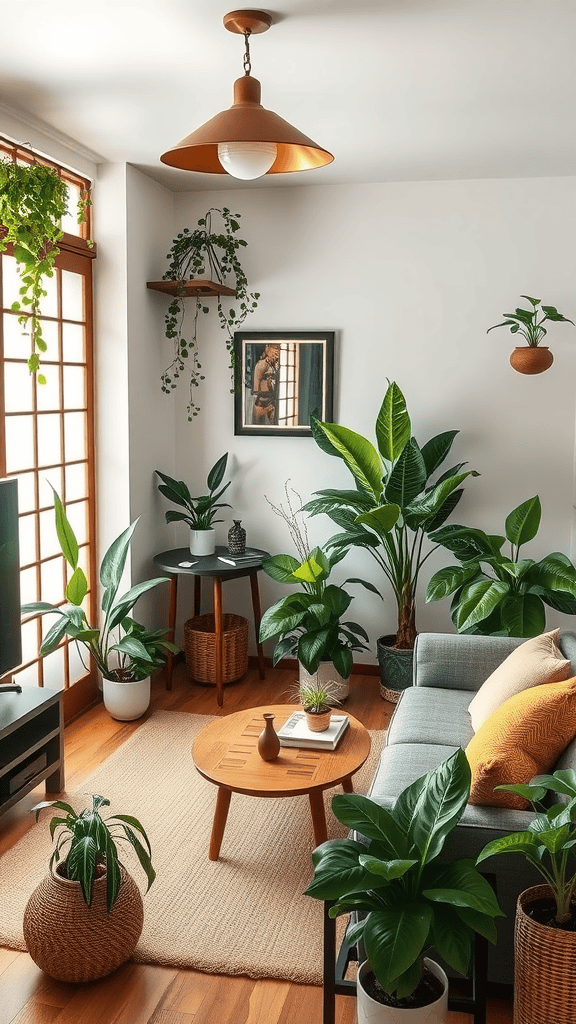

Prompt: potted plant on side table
[
  {"left": 477, "top": 769, "right": 576, "bottom": 1024},
  {"left": 306, "top": 748, "right": 503, "bottom": 1023},
  {"left": 24, "top": 793, "right": 155, "bottom": 983},
  {"left": 487, "top": 294, "right": 574, "bottom": 374},
  {"left": 156, "top": 452, "right": 231, "bottom": 556},
  {"left": 21, "top": 489, "right": 177, "bottom": 721}
]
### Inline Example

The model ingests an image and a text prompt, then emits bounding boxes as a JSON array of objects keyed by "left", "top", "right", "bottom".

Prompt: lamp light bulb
[{"left": 217, "top": 141, "right": 277, "bottom": 179}]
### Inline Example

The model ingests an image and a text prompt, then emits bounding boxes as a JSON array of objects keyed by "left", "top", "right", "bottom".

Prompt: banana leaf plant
[
  {"left": 305, "top": 749, "right": 503, "bottom": 1001},
  {"left": 426, "top": 495, "right": 576, "bottom": 637},
  {"left": 21, "top": 489, "right": 177, "bottom": 681},
  {"left": 32, "top": 794, "right": 155, "bottom": 911},
  {"left": 303, "top": 381, "right": 478, "bottom": 649}
]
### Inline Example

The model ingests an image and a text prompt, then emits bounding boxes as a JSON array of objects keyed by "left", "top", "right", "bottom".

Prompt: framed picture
[{"left": 233, "top": 331, "right": 334, "bottom": 436}]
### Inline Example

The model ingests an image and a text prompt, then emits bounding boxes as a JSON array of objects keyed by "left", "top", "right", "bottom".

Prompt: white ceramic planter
[
  {"left": 298, "top": 660, "right": 350, "bottom": 702},
  {"left": 102, "top": 675, "right": 150, "bottom": 721},
  {"left": 357, "top": 959, "right": 448, "bottom": 1024},
  {"left": 190, "top": 528, "right": 216, "bottom": 556}
]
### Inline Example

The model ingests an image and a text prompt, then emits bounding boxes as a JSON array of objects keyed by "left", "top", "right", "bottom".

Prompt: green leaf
[
  {"left": 505, "top": 496, "right": 541, "bottom": 547},
  {"left": 304, "top": 839, "right": 376, "bottom": 900},
  {"left": 403, "top": 749, "right": 470, "bottom": 864},
  {"left": 526, "top": 554, "right": 576, "bottom": 595},
  {"left": 375, "top": 382, "right": 411, "bottom": 464},
  {"left": 455, "top": 579, "right": 510, "bottom": 632},
  {"left": 476, "top": 830, "right": 544, "bottom": 865},
  {"left": 384, "top": 438, "right": 427, "bottom": 509},
  {"left": 314, "top": 421, "right": 384, "bottom": 500},
  {"left": 297, "top": 628, "right": 332, "bottom": 673},
  {"left": 65, "top": 566, "right": 88, "bottom": 606},
  {"left": 259, "top": 600, "right": 307, "bottom": 642},
  {"left": 39, "top": 614, "right": 74, "bottom": 656},
  {"left": 355, "top": 504, "right": 400, "bottom": 538},
  {"left": 405, "top": 471, "right": 478, "bottom": 526},
  {"left": 107, "top": 577, "right": 169, "bottom": 630},
  {"left": 206, "top": 453, "right": 228, "bottom": 492},
  {"left": 261, "top": 553, "right": 301, "bottom": 583},
  {"left": 100, "top": 520, "right": 139, "bottom": 598},
  {"left": 359, "top": 854, "right": 417, "bottom": 880},
  {"left": 423, "top": 859, "right": 503, "bottom": 916},
  {"left": 364, "top": 904, "right": 433, "bottom": 995},
  {"left": 430, "top": 904, "right": 471, "bottom": 976},
  {"left": 429, "top": 524, "right": 503, "bottom": 561},
  {"left": 420, "top": 430, "right": 459, "bottom": 479},
  {"left": 331, "top": 794, "right": 409, "bottom": 859},
  {"left": 426, "top": 564, "right": 479, "bottom": 602},
  {"left": 499, "top": 593, "right": 546, "bottom": 638},
  {"left": 66, "top": 835, "right": 97, "bottom": 905},
  {"left": 292, "top": 555, "right": 329, "bottom": 584},
  {"left": 50, "top": 487, "right": 78, "bottom": 569}
]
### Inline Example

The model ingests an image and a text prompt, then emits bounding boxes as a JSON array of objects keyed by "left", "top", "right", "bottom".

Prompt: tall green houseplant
[{"left": 304, "top": 382, "right": 478, "bottom": 649}]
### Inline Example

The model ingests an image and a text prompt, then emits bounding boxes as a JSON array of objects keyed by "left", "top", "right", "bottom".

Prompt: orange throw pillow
[{"left": 466, "top": 676, "right": 576, "bottom": 809}]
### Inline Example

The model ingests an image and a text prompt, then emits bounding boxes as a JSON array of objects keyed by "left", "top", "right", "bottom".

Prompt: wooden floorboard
[{"left": 0, "top": 663, "right": 512, "bottom": 1023}]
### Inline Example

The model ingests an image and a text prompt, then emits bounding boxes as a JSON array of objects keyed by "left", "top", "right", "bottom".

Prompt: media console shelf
[{"left": 0, "top": 687, "right": 64, "bottom": 815}]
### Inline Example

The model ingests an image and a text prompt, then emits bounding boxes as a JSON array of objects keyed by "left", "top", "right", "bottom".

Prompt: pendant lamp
[{"left": 160, "top": 9, "right": 334, "bottom": 179}]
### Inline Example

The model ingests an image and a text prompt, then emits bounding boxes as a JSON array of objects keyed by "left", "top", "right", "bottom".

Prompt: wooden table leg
[
  {"left": 213, "top": 576, "right": 224, "bottom": 707},
  {"left": 309, "top": 789, "right": 328, "bottom": 846},
  {"left": 165, "top": 574, "right": 178, "bottom": 691},
  {"left": 342, "top": 775, "right": 354, "bottom": 793},
  {"left": 194, "top": 575, "right": 201, "bottom": 616},
  {"left": 209, "top": 786, "right": 232, "bottom": 861},
  {"left": 249, "top": 570, "right": 266, "bottom": 680}
]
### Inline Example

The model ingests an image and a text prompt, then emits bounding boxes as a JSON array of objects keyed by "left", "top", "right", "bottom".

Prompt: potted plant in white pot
[
  {"left": 156, "top": 453, "right": 231, "bottom": 556},
  {"left": 305, "top": 748, "right": 503, "bottom": 1023},
  {"left": 24, "top": 793, "right": 155, "bottom": 982},
  {"left": 21, "top": 489, "right": 177, "bottom": 720},
  {"left": 477, "top": 769, "right": 576, "bottom": 1024},
  {"left": 487, "top": 294, "right": 574, "bottom": 374},
  {"left": 303, "top": 382, "right": 478, "bottom": 700}
]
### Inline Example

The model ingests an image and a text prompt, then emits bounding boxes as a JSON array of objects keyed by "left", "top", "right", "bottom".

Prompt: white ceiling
[{"left": 1, "top": 0, "right": 575, "bottom": 192}]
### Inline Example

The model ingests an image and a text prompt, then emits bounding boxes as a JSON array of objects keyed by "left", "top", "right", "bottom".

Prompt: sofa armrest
[{"left": 414, "top": 632, "right": 524, "bottom": 691}]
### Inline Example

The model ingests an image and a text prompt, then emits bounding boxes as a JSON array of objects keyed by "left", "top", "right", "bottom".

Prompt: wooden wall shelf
[{"left": 147, "top": 279, "right": 236, "bottom": 297}]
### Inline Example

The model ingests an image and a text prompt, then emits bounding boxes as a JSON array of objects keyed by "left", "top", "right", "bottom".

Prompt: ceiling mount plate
[{"left": 223, "top": 9, "right": 273, "bottom": 35}]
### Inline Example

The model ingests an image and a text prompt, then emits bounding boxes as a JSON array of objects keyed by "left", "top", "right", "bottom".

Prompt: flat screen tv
[{"left": 0, "top": 477, "right": 22, "bottom": 680}]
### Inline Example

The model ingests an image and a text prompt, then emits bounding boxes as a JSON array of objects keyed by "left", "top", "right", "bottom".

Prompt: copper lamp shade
[{"left": 160, "top": 10, "right": 334, "bottom": 176}]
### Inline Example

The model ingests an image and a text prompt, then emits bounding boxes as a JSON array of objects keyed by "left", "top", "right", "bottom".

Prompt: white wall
[{"left": 157, "top": 177, "right": 576, "bottom": 662}]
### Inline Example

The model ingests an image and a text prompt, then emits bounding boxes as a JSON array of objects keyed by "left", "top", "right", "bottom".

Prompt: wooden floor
[{"left": 0, "top": 663, "right": 513, "bottom": 1024}]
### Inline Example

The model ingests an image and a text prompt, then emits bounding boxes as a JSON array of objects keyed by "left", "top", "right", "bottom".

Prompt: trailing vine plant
[
  {"left": 0, "top": 158, "right": 92, "bottom": 382},
  {"left": 160, "top": 207, "right": 260, "bottom": 420}
]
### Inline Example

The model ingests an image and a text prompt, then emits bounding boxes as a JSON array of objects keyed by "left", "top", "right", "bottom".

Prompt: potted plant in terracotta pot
[
  {"left": 24, "top": 793, "right": 155, "bottom": 983},
  {"left": 487, "top": 294, "right": 575, "bottom": 374},
  {"left": 21, "top": 489, "right": 177, "bottom": 721},
  {"left": 477, "top": 769, "right": 576, "bottom": 1024},
  {"left": 305, "top": 748, "right": 503, "bottom": 1023},
  {"left": 156, "top": 453, "right": 231, "bottom": 556},
  {"left": 304, "top": 382, "right": 478, "bottom": 700}
]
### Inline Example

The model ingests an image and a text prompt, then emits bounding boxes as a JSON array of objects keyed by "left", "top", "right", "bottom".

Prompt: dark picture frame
[{"left": 233, "top": 331, "right": 334, "bottom": 436}]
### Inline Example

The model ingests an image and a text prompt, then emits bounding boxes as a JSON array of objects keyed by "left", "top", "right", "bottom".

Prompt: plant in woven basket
[
  {"left": 477, "top": 769, "right": 576, "bottom": 926},
  {"left": 160, "top": 207, "right": 260, "bottom": 419},
  {"left": 290, "top": 678, "right": 342, "bottom": 714},
  {"left": 32, "top": 794, "right": 155, "bottom": 910}
]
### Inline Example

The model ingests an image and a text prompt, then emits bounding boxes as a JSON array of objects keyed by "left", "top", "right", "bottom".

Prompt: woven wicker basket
[
  {"left": 514, "top": 885, "right": 576, "bottom": 1024},
  {"left": 23, "top": 863, "right": 144, "bottom": 982},
  {"left": 184, "top": 613, "right": 248, "bottom": 685}
]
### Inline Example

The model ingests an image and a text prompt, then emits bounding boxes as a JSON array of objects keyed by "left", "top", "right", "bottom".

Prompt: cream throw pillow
[{"left": 468, "top": 629, "right": 571, "bottom": 732}]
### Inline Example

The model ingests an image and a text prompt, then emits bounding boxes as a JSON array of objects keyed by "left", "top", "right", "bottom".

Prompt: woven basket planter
[
  {"left": 184, "top": 613, "right": 248, "bottom": 685},
  {"left": 514, "top": 884, "right": 576, "bottom": 1024},
  {"left": 23, "top": 862, "right": 144, "bottom": 982}
]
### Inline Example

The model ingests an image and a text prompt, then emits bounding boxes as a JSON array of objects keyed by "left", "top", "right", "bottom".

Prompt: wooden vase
[
  {"left": 257, "top": 712, "right": 280, "bottom": 760},
  {"left": 509, "top": 346, "right": 553, "bottom": 374}
]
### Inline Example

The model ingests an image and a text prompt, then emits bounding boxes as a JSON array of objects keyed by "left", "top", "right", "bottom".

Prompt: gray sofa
[{"left": 365, "top": 630, "right": 576, "bottom": 986}]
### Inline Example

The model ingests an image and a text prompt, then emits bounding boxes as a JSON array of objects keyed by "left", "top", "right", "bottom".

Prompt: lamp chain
[{"left": 243, "top": 30, "right": 252, "bottom": 75}]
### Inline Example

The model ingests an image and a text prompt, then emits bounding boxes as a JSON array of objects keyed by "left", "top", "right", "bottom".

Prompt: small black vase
[{"left": 228, "top": 520, "right": 246, "bottom": 555}]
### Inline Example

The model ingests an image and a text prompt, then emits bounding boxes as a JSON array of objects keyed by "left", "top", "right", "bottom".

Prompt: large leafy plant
[
  {"left": 160, "top": 207, "right": 259, "bottom": 419},
  {"left": 426, "top": 495, "right": 576, "bottom": 637},
  {"left": 305, "top": 749, "right": 502, "bottom": 1001},
  {"left": 477, "top": 769, "right": 576, "bottom": 926},
  {"left": 487, "top": 295, "right": 574, "bottom": 347},
  {"left": 304, "top": 381, "right": 478, "bottom": 649},
  {"left": 0, "top": 158, "right": 91, "bottom": 380},
  {"left": 21, "top": 489, "right": 176, "bottom": 681},
  {"left": 33, "top": 794, "right": 155, "bottom": 911},
  {"left": 156, "top": 453, "right": 231, "bottom": 531}
]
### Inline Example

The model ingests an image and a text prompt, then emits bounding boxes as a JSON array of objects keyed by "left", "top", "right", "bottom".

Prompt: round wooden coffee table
[{"left": 192, "top": 704, "right": 371, "bottom": 860}]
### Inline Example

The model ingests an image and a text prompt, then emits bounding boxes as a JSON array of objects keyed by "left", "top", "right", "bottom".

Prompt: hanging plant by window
[
  {"left": 160, "top": 207, "right": 259, "bottom": 420},
  {"left": 0, "top": 158, "right": 91, "bottom": 382}
]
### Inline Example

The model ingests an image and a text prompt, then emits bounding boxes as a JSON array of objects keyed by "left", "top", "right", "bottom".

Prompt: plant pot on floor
[
  {"left": 102, "top": 674, "right": 151, "bottom": 721},
  {"left": 509, "top": 346, "right": 554, "bottom": 374},
  {"left": 23, "top": 862, "right": 144, "bottom": 983},
  {"left": 377, "top": 634, "right": 414, "bottom": 703},
  {"left": 357, "top": 958, "right": 449, "bottom": 1024},
  {"left": 190, "top": 528, "right": 216, "bottom": 556},
  {"left": 298, "top": 660, "right": 350, "bottom": 702},
  {"left": 514, "top": 884, "right": 576, "bottom": 1024}
]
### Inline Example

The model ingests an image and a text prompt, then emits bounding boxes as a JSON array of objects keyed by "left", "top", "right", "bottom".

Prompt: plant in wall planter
[
  {"left": 259, "top": 485, "right": 378, "bottom": 702},
  {"left": 305, "top": 748, "right": 503, "bottom": 1023},
  {"left": 159, "top": 207, "right": 260, "bottom": 420},
  {"left": 487, "top": 294, "right": 575, "bottom": 374},
  {"left": 24, "top": 794, "right": 155, "bottom": 982},
  {"left": 21, "top": 489, "right": 177, "bottom": 721},
  {"left": 303, "top": 381, "right": 478, "bottom": 700},
  {"left": 0, "top": 157, "right": 91, "bottom": 379},
  {"left": 426, "top": 495, "right": 576, "bottom": 637},
  {"left": 156, "top": 453, "right": 231, "bottom": 557}
]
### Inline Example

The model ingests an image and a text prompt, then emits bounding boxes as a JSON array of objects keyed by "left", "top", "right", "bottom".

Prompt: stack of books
[
  {"left": 277, "top": 711, "right": 349, "bottom": 751},
  {"left": 217, "top": 549, "right": 263, "bottom": 567}
]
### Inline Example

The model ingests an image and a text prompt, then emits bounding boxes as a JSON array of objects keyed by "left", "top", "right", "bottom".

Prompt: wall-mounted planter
[{"left": 510, "top": 346, "right": 554, "bottom": 374}]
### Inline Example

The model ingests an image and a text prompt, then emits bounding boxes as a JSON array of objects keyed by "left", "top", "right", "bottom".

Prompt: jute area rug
[{"left": 0, "top": 710, "right": 385, "bottom": 986}]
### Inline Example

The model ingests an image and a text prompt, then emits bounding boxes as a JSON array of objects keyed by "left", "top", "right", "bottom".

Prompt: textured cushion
[
  {"left": 387, "top": 687, "right": 475, "bottom": 748},
  {"left": 466, "top": 676, "right": 576, "bottom": 809},
  {"left": 468, "top": 629, "right": 571, "bottom": 731}
]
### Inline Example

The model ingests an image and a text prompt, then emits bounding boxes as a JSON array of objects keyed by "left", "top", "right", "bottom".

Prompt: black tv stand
[{"left": 0, "top": 687, "right": 64, "bottom": 815}]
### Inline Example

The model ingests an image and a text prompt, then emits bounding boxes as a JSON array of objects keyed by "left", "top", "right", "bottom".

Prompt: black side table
[{"left": 153, "top": 546, "right": 270, "bottom": 707}]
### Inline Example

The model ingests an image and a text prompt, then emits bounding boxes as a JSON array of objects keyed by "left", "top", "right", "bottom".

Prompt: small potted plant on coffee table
[{"left": 296, "top": 679, "right": 342, "bottom": 732}]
